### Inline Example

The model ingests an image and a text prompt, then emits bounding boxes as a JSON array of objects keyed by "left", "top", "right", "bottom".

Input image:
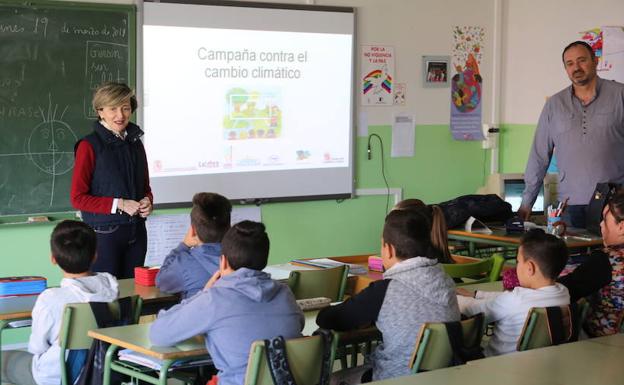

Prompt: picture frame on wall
[{"left": 422, "top": 55, "right": 450, "bottom": 88}]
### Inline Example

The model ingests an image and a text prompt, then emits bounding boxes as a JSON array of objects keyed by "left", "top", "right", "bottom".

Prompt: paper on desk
[
  {"left": 145, "top": 207, "right": 262, "bottom": 266},
  {"left": 391, "top": 113, "right": 415, "bottom": 157}
]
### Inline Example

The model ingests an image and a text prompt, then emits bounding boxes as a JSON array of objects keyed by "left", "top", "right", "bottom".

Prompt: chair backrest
[
  {"left": 287, "top": 265, "right": 348, "bottom": 301},
  {"left": 443, "top": 253, "right": 505, "bottom": 285},
  {"left": 59, "top": 296, "right": 141, "bottom": 385},
  {"left": 409, "top": 313, "right": 485, "bottom": 373},
  {"left": 517, "top": 304, "right": 577, "bottom": 351},
  {"left": 244, "top": 335, "right": 329, "bottom": 385}
]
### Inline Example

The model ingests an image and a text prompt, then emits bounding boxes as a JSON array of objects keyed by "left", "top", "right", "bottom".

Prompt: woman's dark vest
[{"left": 75, "top": 121, "right": 147, "bottom": 227}]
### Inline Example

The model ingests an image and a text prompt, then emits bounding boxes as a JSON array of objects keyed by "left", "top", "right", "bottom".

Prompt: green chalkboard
[{"left": 0, "top": 0, "right": 135, "bottom": 216}]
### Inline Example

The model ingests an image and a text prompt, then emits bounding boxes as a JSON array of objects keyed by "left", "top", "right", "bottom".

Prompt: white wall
[
  {"left": 63, "top": 0, "right": 496, "bottom": 127},
  {"left": 314, "top": 0, "right": 495, "bottom": 126},
  {"left": 500, "top": 0, "right": 624, "bottom": 124},
  {"left": 59, "top": 0, "right": 624, "bottom": 126}
]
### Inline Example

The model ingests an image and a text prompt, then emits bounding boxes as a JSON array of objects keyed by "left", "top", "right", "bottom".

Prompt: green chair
[
  {"left": 409, "top": 313, "right": 485, "bottom": 373},
  {"left": 333, "top": 326, "right": 381, "bottom": 369},
  {"left": 288, "top": 265, "right": 349, "bottom": 301},
  {"left": 59, "top": 296, "right": 142, "bottom": 385},
  {"left": 244, "top": 335, "right": 333, "bottom": 385},
  {"left": 442, "top": 253, "right": 505, "bottom": 285},
  {"left": 517, "top": 304, "right": 577, "bottom": 351}
]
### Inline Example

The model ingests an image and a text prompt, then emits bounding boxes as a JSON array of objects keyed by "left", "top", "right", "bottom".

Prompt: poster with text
[
  {"left": 450, "top": 26, "right": 485, "bottom": 141},
  {"left": 361, "top": 45, "right": 395, "bottom": 106}
]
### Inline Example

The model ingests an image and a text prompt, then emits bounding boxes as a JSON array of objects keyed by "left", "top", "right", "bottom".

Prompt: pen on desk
[
  {"left": 557, "top": 197, "right": 569, "bottom": 217},
  {"left": 565, "top": 235, "right": 594, "bottom": 242}
]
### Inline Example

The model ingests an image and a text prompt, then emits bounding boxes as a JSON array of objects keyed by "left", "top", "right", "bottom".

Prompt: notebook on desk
[
  {"left": 118, "top": 349, "right": 212, "bottom": 370},
  {"left": 464, "top": 216, "right": 492, "bottom": 234},
  {"left": 291, "top": 258, "right": 368, "bottom": 275}
]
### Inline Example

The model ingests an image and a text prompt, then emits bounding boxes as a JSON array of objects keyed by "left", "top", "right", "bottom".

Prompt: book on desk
[
  {"left": 291, "top": 258, "right": 368, "bottom": 275},
  {"left": 118, "top": 349, "right": 212, "bottom": 370}
]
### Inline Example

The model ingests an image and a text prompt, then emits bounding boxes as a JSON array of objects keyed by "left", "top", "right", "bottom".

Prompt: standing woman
[{"left": 70, "top": 82, "right": 153, "bottom": 279}]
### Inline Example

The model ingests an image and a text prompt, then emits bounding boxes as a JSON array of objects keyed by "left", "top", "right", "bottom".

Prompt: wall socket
[{"left": 481, "top": 123, "right": 498, "bottom": 149}]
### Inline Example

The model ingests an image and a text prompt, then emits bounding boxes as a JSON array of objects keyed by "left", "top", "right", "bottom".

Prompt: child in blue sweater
[
  {"left": 156, "top": 192, "right": 231, "bottom": 299},
  {"left": 149, "top": 221, "right": 304, "bottom": 385}
]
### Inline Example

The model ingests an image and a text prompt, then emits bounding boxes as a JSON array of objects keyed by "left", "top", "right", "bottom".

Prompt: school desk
[
  {"left": 448, "top": 228, "right": 602, "bottom": 257},
  {"left": 89, "top": 310, "right": 318, "bottom": 385},
  {"left": 0, "top": 296, "right": 36, "bottom": 378},
  {"left": 88, "top": 323, "right": 209, "bottom": 385},
  {"left": 291, "top": 254, "right": 482, "bottom": 295},
  {"left": 460, "top": 280, "right": 503, "bottom": 292},
  {"left": 0, "top": 280, "right": 179, "bottom": 377},
  {"left": 368, "top": 334, "right": 624, "bottom": 385},
  {"left": 465, "top": 334, "right": 624, "bottom": 385},
  {"left": 0, "top": 279, "right": 177, "bottom": 321},
  {"left": 117, "top": 278, "right": 179, "bottom": 315}
]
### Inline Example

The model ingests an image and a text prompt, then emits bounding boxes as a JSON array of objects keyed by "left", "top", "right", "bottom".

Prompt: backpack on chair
[{"left": 75, "top": 296, "right": 139, "bottom": 385}]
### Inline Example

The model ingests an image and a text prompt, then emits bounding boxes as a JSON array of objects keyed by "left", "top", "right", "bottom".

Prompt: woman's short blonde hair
[{"left": 92, "top": 82, "right": 138, "bottom": 113}]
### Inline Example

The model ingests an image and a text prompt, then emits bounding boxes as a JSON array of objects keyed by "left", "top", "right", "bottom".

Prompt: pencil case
[
  {"left": 368, "top": 256, "right": 384, "bottom": 272},
  {"left": 0, "top": 276, "right": 47, "bottom": 297}
]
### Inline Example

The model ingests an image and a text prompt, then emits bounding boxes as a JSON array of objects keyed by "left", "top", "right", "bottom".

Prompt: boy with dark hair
[
  {"left": 156, "top": 192, "right": 232, "bottom": 299},
  {"left": 149, "top": 221, "right": 303, "bottom": 385},
  {"left": 316, "top": 208, "right": 460, "bottom": 381},
  {"left": 1, "top": 220, "right": 118, "bottom": 385},
  {"left": 457, "top": 229, "right": 570, "bottom": 356}
]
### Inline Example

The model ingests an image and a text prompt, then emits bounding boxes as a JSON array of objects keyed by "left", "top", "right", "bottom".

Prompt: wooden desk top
[
  {"left": 586, "top": 333, "right": 624, "bottom": 348},
  {"left": 88, "top": 323, "right": 206, "bottom": 361},
  {"left": 0, "top": 281, "right": 176, "bottom": 322},
  {"left": 0, "top": 295, "right": 37, "bottom": 321},
  {"left": 370, "top": 361, "right": 527, "bottom": 385},
  {"left": 448, "top": 228, "right": 603, "bottom": 248},
  {"left": 460, "top": 280, "right": 503, "bottom": 292},
  {"left": 0, "top": 311, "right": 31, "bottom": 321},
  {"left": 117, "top": 279, "right": 178, "bottom": 303},
  {"left": 466, "top": 336, "right": 624, "bottom": 385},
  {"left": 291, "top": 254, "right": 489, "bottom": 295},
  {"left": 371, "top": 335, "right": 624, "bottom": 385}
]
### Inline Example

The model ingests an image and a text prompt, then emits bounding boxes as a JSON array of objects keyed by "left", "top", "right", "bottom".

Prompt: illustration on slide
[{"left": 223, "top": 88, "right": 282, "bottom": 140}]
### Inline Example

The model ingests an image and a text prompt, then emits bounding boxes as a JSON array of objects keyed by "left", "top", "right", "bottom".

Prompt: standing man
[{"left": 519, "top": 41, "right": 624, "bottom": 228}]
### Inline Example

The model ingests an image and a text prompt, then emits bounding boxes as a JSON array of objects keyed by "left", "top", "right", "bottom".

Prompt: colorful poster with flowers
[
  {"left": 361, "top": 45, "right": 395, "bottom": 106},
  {"left": 450, "top": 26, "right": 485, "bottom": 141}
]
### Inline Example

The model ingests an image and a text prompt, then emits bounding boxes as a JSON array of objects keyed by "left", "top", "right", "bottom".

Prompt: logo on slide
[
  {"left": 323, "top": 152, "right": 344, "bottom": 164},
  {"left": 223, "top": 87, "right": 282, "bottom": 140},
  {"left": 295, "top": 150, "right": 311, "bottom": 161}
]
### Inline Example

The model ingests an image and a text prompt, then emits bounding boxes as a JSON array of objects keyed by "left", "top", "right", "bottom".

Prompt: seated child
[
  {"left": 393, "top": 199, "right": 454, "bottom": 264},
  {"left": 156, "top": 192, "right": 232, "bottom": 299},
  {"left": 316, "top": 208, "right": 460, "bottom": 381},
  {"left": 457, "top": 229, "right": 570, "bottom": 356},
  {"left": 1, "top": 220, "right": 118, "bottom": 385},
  {"left": 149, "top": 221, "right": 304, "bottom": 385},
  {"left": 581, "top": 191, "right": 624, "bottom": 336}
]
